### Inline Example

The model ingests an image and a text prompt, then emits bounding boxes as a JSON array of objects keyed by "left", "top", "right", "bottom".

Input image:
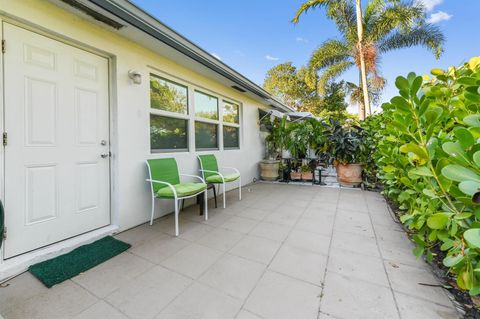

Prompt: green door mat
[{"left": 29, "top": 236, "right": 131, "bottom": 288}]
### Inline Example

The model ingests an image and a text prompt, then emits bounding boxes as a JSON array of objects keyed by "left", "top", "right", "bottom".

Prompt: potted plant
[
  {"left": 322, "top": 119, "right": 365, "bottom": 187},
  {"left": 260, "top": 116, "right": 288, "bottom": 181},
  {"left": 300, "top": 164, "right": 313, "bottom": 181}
]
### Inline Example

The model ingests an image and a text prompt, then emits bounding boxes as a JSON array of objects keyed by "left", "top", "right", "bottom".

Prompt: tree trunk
[{"left": 355, "top": 0, "right": 370, "bottom": 121}]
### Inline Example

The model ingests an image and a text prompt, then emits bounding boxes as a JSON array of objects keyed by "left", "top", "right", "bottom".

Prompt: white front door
[{"left": 2, "top": 23, "right": 111, "bottom": 258}]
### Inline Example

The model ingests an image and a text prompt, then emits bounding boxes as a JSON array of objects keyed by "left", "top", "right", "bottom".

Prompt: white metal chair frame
[
  {"left": 198, "top": 157, "right": 241, "bottom": 209},
  {"left": 146, "top": 161, "right": 208, "bottom": 236}
]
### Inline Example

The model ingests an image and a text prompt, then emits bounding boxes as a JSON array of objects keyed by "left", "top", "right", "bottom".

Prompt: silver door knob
[{"left": 100, "top": 153, "right": 110, "bottom": 158}]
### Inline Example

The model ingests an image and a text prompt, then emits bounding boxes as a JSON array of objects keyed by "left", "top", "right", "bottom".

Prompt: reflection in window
[
  {"left": 223, "top": 126, "right": 239, "bottom": 149},
  {"left": 150, "top": 75, "right": 188, "bottom": 114},
  {"left": 194, "top": 91, "right": 218, "bottom": 120},
  {"left": 150, "top": 115, "right": 188, "bottom": 151},
  {"left": 195, "top": 122, "right": 218, "bottom": 149},
  {"left": 223, "top": 101, "right": 239, "bottom": 124}
]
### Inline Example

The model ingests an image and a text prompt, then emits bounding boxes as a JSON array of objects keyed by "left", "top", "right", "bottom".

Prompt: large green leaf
[
  {"left": 453, "top": 127, "right": 475, "bottom": 149},
  {"left": 395, "top": 76, "right": 409, "bottom": 91},
  {"left": 473, "top": 151, "right": 480, "bottom": 167},
  {"left": 442, "top": 142, "right": 470, "bottom": 164},
  {"left": 442, "top": 165, "right": 480, "bottom": 183},
  {"left": 465, "top": 91, "right": 480, "bottom": 103},
  {"left": 427, "top": 213, "right": 449, "bottom": 229},
  {"left": 409, "top": 166, "right": 433, "bottom": 177},
  {"left": 425, "top": 106, "right": 443, "bottom": 124},
  {"left": 459, "top": 181, "right": 480, "bottom": 196},
  {"left": 464, "top": 229, "right": 480, "bottom": 248},
  {"left": 464, "top": 115, "right": 480, "bottom": 128},
  {"left": 443, "top": 255, "right": 464, "bottom": 267},
  {"left": 399, "top": 143, "right": 428, "bottom": 161}
]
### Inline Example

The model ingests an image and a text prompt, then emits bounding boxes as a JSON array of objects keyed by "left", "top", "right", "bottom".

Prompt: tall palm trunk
[{"left": 355, "top": 0, "right": 370, "bottom": 120}]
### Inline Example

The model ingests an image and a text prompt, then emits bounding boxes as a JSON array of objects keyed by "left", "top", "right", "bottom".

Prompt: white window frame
[{"left": 148, "top": 69, "right": 242, "bottom": 154}]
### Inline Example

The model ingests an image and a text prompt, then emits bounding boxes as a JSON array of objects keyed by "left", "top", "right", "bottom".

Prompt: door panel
[{"left": 3, "top": 23, "right": 111, "bottom": 258}]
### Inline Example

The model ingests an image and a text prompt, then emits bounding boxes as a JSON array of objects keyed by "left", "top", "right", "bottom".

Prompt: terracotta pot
[
  {"left": 260, "top": 160, "right": 280, "bottom": 181},
  {"left": 302, "top": 172, "right": 313, "bottom": 181},
  {"left": 290, "top": 172, "right": 302, "bottom": 180},
  {"left": 336, "top": 163, "right": 363, "bottom": 186}
]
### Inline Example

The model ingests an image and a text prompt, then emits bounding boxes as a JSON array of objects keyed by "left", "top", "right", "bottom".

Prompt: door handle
[{"left": 100, "top": 152, "right": 110, "bottom": 158}]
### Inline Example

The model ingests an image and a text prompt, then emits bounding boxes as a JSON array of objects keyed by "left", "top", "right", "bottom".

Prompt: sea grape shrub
[{"left": 366, "top": 57, "right": 480, "bottom": 294}]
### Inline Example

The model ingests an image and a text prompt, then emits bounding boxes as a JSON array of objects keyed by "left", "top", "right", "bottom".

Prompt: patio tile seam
[
  {"left": 315, "top": 192, "right": 340, "bottom": 319},
  {"left": 364, "top": 193, "right": 405, "bottom": 319},
  {"left": 392, "top": 289, "right": 459, "bottom": 311},
  {"left": 265, "top": 268, "right": 324, "bottom": 288},
  {"left": 325, "top": 269, "right": 391, "bottom": 289},
  {"left": 233, "top": 194, "right": 317, "bottom": 318}
]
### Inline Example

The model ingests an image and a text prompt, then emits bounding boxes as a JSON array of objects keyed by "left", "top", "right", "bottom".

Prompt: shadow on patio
[{"left": 0, "top": 183, "right": 459, "bottom": 319}]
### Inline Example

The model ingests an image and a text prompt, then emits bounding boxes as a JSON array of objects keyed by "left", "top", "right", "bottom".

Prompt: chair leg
[
  {"left": 239, "top": 177, "right": 242, "bottom": 201},
  {"left": 174, "top": 199, "right": 179, "bottom": 236},
  {"left": 150, "top": 196, "right": 155, "bottom": 226},
  {"left": 222, "top": 182, "right": 226, "bottom": 209},
  {"left": 213, "top": 185, "right": 217, "bottom": 208},
  {"left": 204, "top": 190, "right": 208, "bottom": 220}
]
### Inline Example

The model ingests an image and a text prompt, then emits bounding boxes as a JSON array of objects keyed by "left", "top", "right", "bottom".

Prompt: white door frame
[{"left": 0, "top": 16, "right": 119, "bottom": 264}]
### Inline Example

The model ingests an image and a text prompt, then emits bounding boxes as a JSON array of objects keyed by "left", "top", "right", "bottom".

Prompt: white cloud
[
  {"left": 211, "top": 53, "right": 221, "bottom": 60},
  {"left": 415, "top": 0, "right": 443, "bottom": 12},
  {"left": 295, "top": 37, "right": 309, "bottom": 43},
  {"left": 427, "top": 11, "right": 452, "bottom": 23},
  {"left": 266, "top": 55, "right": 280, "bottom": 61}
]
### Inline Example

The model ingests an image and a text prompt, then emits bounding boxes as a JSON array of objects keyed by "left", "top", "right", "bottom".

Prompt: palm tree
[{"left": 292, "top": 0, "right": 444, "bottom": 120}]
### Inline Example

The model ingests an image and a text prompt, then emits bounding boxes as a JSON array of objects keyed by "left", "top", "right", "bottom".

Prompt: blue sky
[{"left": 133, "top": 0, "right": 480, "bottom": 113}]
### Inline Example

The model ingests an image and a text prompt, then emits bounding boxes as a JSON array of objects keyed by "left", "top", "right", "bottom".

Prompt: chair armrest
[
  {"left": 220, "top": 167, "right": 240, "bottom": 175},
  {"left": 179, "top": 174, "right": 206, "bottom": 184},
  {"left": 199, "top": 169, "right": 225, "bottom": 182},
  {"left": 146, "top": 179, "right": 177, "bottom": 198}
]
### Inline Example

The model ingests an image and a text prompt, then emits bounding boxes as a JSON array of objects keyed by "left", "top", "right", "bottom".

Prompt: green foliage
[
  {"left": 320, "top": 119, "right": 366, "bottom": 164},
  {"left": 293, "top": 0, "right": 445, "bottom": 113},
  {"left": 363, "top": 56, "right": 480, "bottom": 295}
]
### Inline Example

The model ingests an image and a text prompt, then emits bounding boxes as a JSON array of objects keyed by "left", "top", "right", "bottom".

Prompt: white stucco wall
[{"left": 0, "top": 0, "right": 269, "bottom": 232}]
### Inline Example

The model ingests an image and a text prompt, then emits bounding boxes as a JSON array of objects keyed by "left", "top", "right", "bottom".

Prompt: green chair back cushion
[
  {"left": 198, "top": 154, "right": 219, "bottom": 179},
  {"left": 147, "top": 158, "right": 180, "bottom": 193}
]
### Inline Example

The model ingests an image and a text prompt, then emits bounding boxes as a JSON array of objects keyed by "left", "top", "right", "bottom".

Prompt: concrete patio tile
[
  {"left": 378, "top": 239, "right": 428, "bottom": 268},
  {"left": 394, "top": 291, "right": 460, "bottom": 319},
  {"left": 73, "top": 301, "right": 129, "bottom": 319},
  {"left": 264, "top": 210, "right": 302, "bottom": 227},
  {"left": 198, "top": 254, "right": 266, "bottom": 300},
  {"left": 269, "top": 245, "right": 327, "bottom": 285},
  {"left": 151, "top": 217, "right": 199, "bottom": 236},
  {"left": 201, "top": 210, "right": 234, "bottom": 226},
  {"left": 285, "top": 229, "right": 331, "bottom": 255},
  {"left": 253, "top": 199, "right": 282, "bottom": 211},
  {"left": 295, "top": 216, "right": 335, "bottom": 236},
  {"left": 155, "top": 282, "right": 242, "bottom": 319},
  {"left": 178, "top": 222, "right": 215, "bottom": 242},
  {"left": 197, "top": 227, "right": 244, "bottom": 251},
  {"left": 244, "top": 271, "right": 321, "bottom": 319},
  {"left": 334, "top": 210, "right": 374, "bottom": 237},
  {"left": 369, "top": 210, "right": 398, "bottom": 227},
  {"left": 229, "top": 235, "right": 281, "bottom": 264},
  {"left": 234, "top": 207, "right": 271, "bottom": 221},
  {"left": 0, "top": 272, "right": 46, "bottom": 315},
  {"left": 331, "top": 230, "right": 380, "bottom": 258},
  {"left": 283, "top": 198, "right": 311, "bottom": 209},
  {"left": 337, "top": 200, "right": 369, "bottom": 213},
  {"left": 327, "top": 248, "right": 389, "bottom": 287},
  {"left": 130, "top": 235, "right": 190, "bottom": 264},
  {"left": 374, "top": 224, "right": 410, "bottom": 244},
  {"left": 249, "top": 221, "right": 292, "bottom": 241},
  {"left": 105, "top": 266, "right": 191, "bottom": 319},
  {"left": 320, "top": 271, "right": 399, "bottom": 319},
  {"left": 160, "top": 243, "right": 222, "bottom": 279},
  {"left": 384, "top": 261, "right": 453, "bottom": 305},
  {"left": 114, "top": 223, "right": 166, "bottom": 247},
  {"left": 220, "top": 216, "right": 259, "bottom": 234},
  {"left": 235, "top": 310, "right": 264, "bottom": 319},
  {"left": 3, "top": 280, "right": 97, "bottom": 319},
  {"left": 72, "top": 252, "right": 153, "bottom": 298}
]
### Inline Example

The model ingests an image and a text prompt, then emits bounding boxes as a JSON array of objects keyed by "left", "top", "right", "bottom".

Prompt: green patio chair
[
  {"left": 198, "top": 154, "right": 241, "bottom": 209},
  {"left": 146, "top": 158, "right": 208, "bottom": 236}
]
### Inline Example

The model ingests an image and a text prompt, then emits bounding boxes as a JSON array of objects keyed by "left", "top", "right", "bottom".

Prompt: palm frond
[
  {"left": 317, "top": 61, "right": 354, "bottom": 95},
  {"left": 292, "top": 0, "right": 336, "bottom": 24},
  {"left": 366, "top": 2, "right": 425, "bottom": 42},
  {"left": 377, "top": 24, "right": 445, "bottom": 58},
  {"left": 309, "top": 39, "right": 352, "bottom": 71}
]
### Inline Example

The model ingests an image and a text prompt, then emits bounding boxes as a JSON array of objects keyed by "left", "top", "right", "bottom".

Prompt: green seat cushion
[
  {"left": 157, "top": 182, "right": 207, "bottom": 198},
  {"left": 206, "top": 173, "right": 240, "bottom": 183}
]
